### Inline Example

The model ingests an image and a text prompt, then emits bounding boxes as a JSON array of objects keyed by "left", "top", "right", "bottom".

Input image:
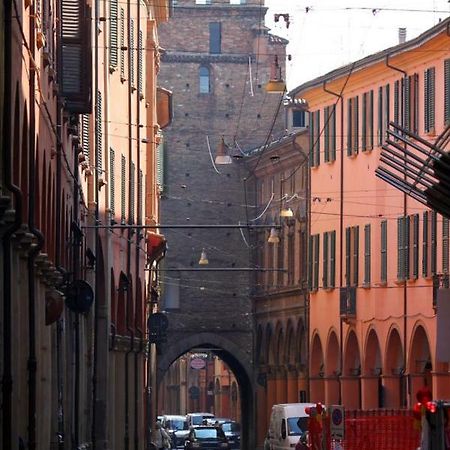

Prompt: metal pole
[{"left": 82, "top": 224, "right": 279, "bottom": 230}]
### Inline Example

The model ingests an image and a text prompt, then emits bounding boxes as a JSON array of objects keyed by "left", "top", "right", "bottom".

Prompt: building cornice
[{"left": 161, "top": 52, "right": 253, "bottom": 64}]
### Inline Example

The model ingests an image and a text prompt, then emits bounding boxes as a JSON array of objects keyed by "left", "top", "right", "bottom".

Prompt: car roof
[{"left": 164, "top": 415, "right": 187, "bottom": 420}]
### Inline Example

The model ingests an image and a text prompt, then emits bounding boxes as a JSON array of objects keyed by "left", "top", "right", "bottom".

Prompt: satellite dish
[{"left": 65, "top": 280, "right": 94, "bottom": 313}]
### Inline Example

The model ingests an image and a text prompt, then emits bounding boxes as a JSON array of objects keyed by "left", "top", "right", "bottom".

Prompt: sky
[{"left": 264, "top": 0, "right": 450, "bottom": 89}]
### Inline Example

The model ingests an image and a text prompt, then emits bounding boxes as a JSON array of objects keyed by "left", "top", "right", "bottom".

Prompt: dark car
[
  {"left": 162, "top": 415, "right": 190, "bottom": 449},
  {"left": 220, "top": 421, "right": 240, "bottom": 450},
  {"left": 184, "top": 426, "right": 229, "bottom": 450}
]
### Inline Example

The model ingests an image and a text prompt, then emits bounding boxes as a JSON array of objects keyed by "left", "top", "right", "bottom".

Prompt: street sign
[
  {"left": 329, "top": 405, "right": 345, "bottom": 440},
  {"left": 190, "top": 358, "right": 206, "bottom": 370}
]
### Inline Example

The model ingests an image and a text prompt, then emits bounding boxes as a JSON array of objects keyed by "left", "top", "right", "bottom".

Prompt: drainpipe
[
  {"left": 323, "top": 81, "right": 344, "bottom": 403},
  {"left": 385, "top": 55, "right": 408, "bottom": 406},
  {"left": 28, "top": 4, "right": 46, "bottom": 450},
  {"left": 2, "top": 1, "right": 24, "bottom": 448}
]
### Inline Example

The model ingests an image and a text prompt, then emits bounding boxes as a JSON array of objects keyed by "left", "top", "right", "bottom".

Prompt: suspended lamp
[
  {"left": 267, "top": 227, "right": 280, "bottom": 244},
  {"left": 266, "top": 55, "right": 286, "bottom": 94},
  {"left": 198, "top": 249, "right": 209, "bottom": 265},
  {"left": 280, "top": 207, "right": 294, "bottom": 218},
  {"left": 215, "top": 137, "right": 232, "bottom": 165}
]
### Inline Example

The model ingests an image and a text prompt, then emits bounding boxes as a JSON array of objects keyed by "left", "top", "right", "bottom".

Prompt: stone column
[
  {"left": 380, "top": 375, "right": 401, "bottom": 408},
  {"left": 286, "top": 367, "right": 298, "bottom": 402},
  {"left": 324, "top": 376, "right": 340, "bottom": 405},
  {"left": 309, "top": 376, "right": 325, "bottom": 403},
  {"left": 360, "top": 375, "right": 380, "bottom": 409},
  {"left": 340, "top": 376, "right": 360, "bottom": 409},
  {"left": 432, "top": 371, "right": 450, "bottom": 399}
]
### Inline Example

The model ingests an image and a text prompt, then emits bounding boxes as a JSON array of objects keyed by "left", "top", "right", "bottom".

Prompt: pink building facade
[{"left": 292, "top": 19, "right": 450, "bottom": 409}]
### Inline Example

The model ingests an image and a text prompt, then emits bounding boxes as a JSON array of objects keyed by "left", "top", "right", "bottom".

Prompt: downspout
[
  {"left": 323, "top": 81, "right": 344, "bottom": 403},
  {"left": 385, "top": 55, "right": 408, "bottom": 406},
  {"left": 28, "top": 4, "right": 46, "bottom": 450},
  {"left": 125, "top": 0, "right": 134, "bottom": 446},
  {"left": 2, "top": 1, "right": 24, "bottom": 448}
]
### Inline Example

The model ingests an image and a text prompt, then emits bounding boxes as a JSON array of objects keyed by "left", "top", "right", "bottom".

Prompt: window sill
[{"left": 362, "top": 282, "right": 371, "bottom": 289}]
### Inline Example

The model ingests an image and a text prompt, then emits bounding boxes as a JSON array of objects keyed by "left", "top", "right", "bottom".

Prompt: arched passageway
[
  {"left": 384, "top": 327, "right": 405, "bottom": 407},
  {"left": 325, "top": 331, "right": 340, "bottom": 405},
  {"left": 342, "top": 330, "right": 361, "bottom": 409},
  {"left": 362, "top": 329, "right": 382, "bottom": 408},
  {"left": 310, "top": 333, "right": 325, "bottom": 402}
]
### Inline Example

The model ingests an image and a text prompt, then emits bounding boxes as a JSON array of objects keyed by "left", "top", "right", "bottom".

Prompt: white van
[{"left": 266, "top": 403, "right": 315, "bottom": 450}]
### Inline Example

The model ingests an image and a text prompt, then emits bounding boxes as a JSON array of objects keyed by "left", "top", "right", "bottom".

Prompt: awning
[
  {"left": 157, "top": 87, "right": 173, "bottom": 129},
  {"left": 146, "top": 232, "right": 167, "bottom": 262}
]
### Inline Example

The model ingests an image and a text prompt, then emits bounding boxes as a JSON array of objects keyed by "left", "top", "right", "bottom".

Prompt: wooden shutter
[
  {"left": 156, "top": 139, "right": 165, "bottom": 192},
  {"left": 138, "top": 169, "right": 143, "bottom": 224},
  {"left": 96, "top": 90, "right": 102, "bottom": 173},
  {"left": 412, "top": 214, "right": 419, "bottom": 279},
  {"left": 330, "top": 231, "right": 336, "bottom": 287},
  {"left": 323, "top": 232, "right": 329, "bottom": 288},
  {"left": 347, "top": 99, "right": 352, "bottom": 156},
  {"left": 324, "top": 106, "right": 329, "bottom": 162},
  {"left": 424, "top": 67, "right": 435, "bottom": 133},
  {"left": 308, "top": 236, "right": 313, "bottom": 290},
  {"left": 110, "top": 0, "right": 118, "bottom": 68},
  {"left": 405, "top": 216, "right": 410, "bottom": 280},
  {"left": 431, "top": 211, "right": 437, "bottom": 274},
  {"left": 397, "top": 217, "right": 405, "bottom": 280},
  {"left": 362, "top": 93, "right": 367, "bottom": 151},
  {"left": 109, "top": 148, "right": 115, "bottom": 216},
  {"left": 330, "top": 105, "right": 336, "bottom": 161},
  {"left": 81, "top": 114, "right": 90, "bottom": 162},
  {"left": 130, "top": 161, "right": 135, "bottom": 223},
  {"left": 353, "top": 226, "right": 359, "bottom": 286},
  {"left": 394, "top": 80, "right": 400, "bottom": 130},
  {"left": 345, "top": 227, "right": 351, "bottom": 286},
  {"left": 314, "top": 235, "right": 320, "bottom": 290},
  {"left": 443, "top": 217, "right": 449, "bottom": 274},
  {"left": 422, "top": 211, "right": 429, "bottom": 277},
  {"left": 403, "top": 77, "right": 409, "bottom": 131},
  {"left": 138, "top": 30, "right": 143, "bottom": 97},
  {"left": 364, "top": 224, "right": 371, "bottom": 285},
  {"left": 377, "top": 86, "right": 383, "bottom": 146},
  {"left": 381, "top": 220, "right": 387, "bottom": 283},
  {"left": 121, "top": 154, "right": 126, "bottom": 223},
  {"left": 314, "top": 110, "right": 320, "bottom": 166},
  {"left": 60, "top": 0, "right": 92, "bottom": 112},
  {"left": 120, "top": 8, "right": 125, "bottom": 80},
  {"left": 130, "top": 19, "right": 135, "bottom": 87},
  {"left": 309, "top": 111, "right": 315, "bottom": 166},
  {"left": 368, "top": 90, "right": 374, "bottom": 150},
  {"left": 445, "top": 59, "right": 450, "bottom": 126}
]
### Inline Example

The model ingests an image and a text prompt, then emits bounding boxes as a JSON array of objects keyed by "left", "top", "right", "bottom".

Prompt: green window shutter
[
  {"left": 413, "top": 73, "right": 419, "bottom": 134},
  {"left": 404, "top": 77, "right": 409, "bottom": 131},
  {"left": 308, "top": 236, "right": 313, "bottom": 290},
  {"left": 324, "top": 106, "right": 329, "bottom": 163},
  {"left": 353, "top": 97, "right": 359, "bottom": 155},
  {"left": 81, "top": 114, "right": 90, "bottom": 163},
  {"left": 445, "top": 59, "right": 450, "bottom": 126},
  {"left": 314, "top": 234, "right": 320, "bottom": 290},
  {"left": 347, "top": 99, "right": 352, "bottom": 156},
  {"left": 345, "top": 227, "right": 351, "bottom": 286},
  {"left": 130, "top": 19, "right": 135, "bottom": 87},
  {"left": 377, "top": 86, "right": 383, "bottom": 146},
  {"left": 422, "top": 211, "right": 429, "bottom": 277},
  {"left": 110, "top": 0, "right": 118, "bottom": 68},
  {"left": 369, "top": 90, "right": 374, "bottom": 150},
  {"left": 394, "top": 80, "right": 400, "bottom": 130},
  {"left": 121, "top": 154, "right": 126, "bottom": 223},
  {"left": 364, "top": 224, "right": 371, "bottom": 285},
  {"left": 330, "top": 231, "right": 336, "bottom": 287},
  {"left": 138, "top": 169, "right": 143, "bottom": 224},
  {"left": 405, "top": 216, "right": 410, "bottom": 280},
  {"left": 315, "top": 110, "right": 321, "bottom": 166},
  {"left": 431, "top": 211, "right": 437, "bottom": 274},
  {"left": 424, "top": 67, "right": 435, "bottom": 132},
  {"left": 412, "top": 214, "right": 419, "bottom": 279},
  {"left": 120, "top": 8, "right": 125, "bottom": 80},
  {"left": 110, "top": 148, "right": 115, "bottom": 217},
  {"left": 397, "top": 217, "right": 405, "bottom": 280},
  {"left": 323, "top": 232, "right": 329, "bottom": 288},
  {"left": 381, "top": 220, "right": 387, "bottom": 283},
  {"left": 96, "top": 90, "right": 102, "bottom": 173},
  {"left": 309, "top": 111, "right": 315, "bottom": 167},
  {"left": 130, "top": 161, "right": 135, "bottom": 223},
  {"left": 443, "top": 217, "right": 449, "bottom": 274},
  {"left": 330, "top": 105, "right": 336, "bottom": 161},
  {"left": 362, "top": 93, "right": 367, "bottom": 151},
  {"left": 353, "top": 226, "right": 359, "bottom": 286},
  {"left": 138, "top": 30, "right": 143, "bottom": 97}
]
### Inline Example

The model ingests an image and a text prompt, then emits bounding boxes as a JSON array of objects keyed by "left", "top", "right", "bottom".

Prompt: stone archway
[
  {"left": 409, "top": 324, "right": 432, "bottom": 404},
  {"left": 362, "top": 328, "right": 382, "bottom": 408},
  {"left": 157, "top": 332, "right": 254, "bottom": 450},
  {"left": 310, "top": 333, "right": 325, "bottom": 402},
  {"left": 342, "top": 330, "right": 361, "bottom": 409},
  {"left": 384, "top": 327, "right": 405, "bottom": 407}
]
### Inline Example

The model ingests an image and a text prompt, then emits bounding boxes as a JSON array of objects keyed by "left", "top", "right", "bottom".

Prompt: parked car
[
  {"left": 186, "top": 412, "right": 215, "bottom": 427},
  {"left": 184, "top": 425, "right": 229, "bottom": 450},
  {"left": 161, "top": 415, "right": 190, "bottom": 449},
  {"left": 220, "top": 421, "right": 240, "bottom": 449}
]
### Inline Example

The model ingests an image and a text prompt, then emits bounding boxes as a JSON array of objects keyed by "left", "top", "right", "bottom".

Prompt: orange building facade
[{"left": 291, "top": 19, "right": 450, "bottom": 410}]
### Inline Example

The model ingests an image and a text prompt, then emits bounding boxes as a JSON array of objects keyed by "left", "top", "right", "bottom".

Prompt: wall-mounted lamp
[
  {"left": 198, "top": 248, "right": 209, "bottom": 265},
  {"left": 268, "top": 227, "right": 280, "bottom": 244},
  {"left": 266, "top": 55, "right": 286, "bottom": 94},
  {"left": 215, "top": 137, "right": 232, "bottom": 165}
]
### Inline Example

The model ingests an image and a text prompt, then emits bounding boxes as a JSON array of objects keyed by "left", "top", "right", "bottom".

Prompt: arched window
[{"left": 199, "top": 66, "right": 210, "bottom": 94}]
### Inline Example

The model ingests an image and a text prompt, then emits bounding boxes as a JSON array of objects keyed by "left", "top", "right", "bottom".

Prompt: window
[
  {"left": 324, "top": 105, "right": 336, "bottom": 162},
  {"left": 80, "top": 114, "right": 90, "bottom": 163},
  {"left": 209, "top": 22, "right": 221, "bottom": 54},
  {"left": 196, "top": 0, "right": 211, "bottom": 4},
  {"left": 230, "top": 0, "right": 245, "bottom": 3},
  {"left": 362, "top": 91, "right": 373, "bottom": 152},
  {"left": 309, "top": 110, "right": 320, "bottom": 167},
  {"left": 322, "top": 230, "right": 336, "bottom": 289},
  {"left": 308, "top": 234, "right": 320, "bottom": 291},
  {"left": 422, "top": 211, "right": 437, "bottom": 277},
  {"left": 381, "top": 220, "right": 388, "bottom": 284},
  {"left": 138, "top": 169, "right": 143, "bottom": 224},
  {"left": 199, "top": 66, "right": 210, "bottom": 94},
  {"left": 397, "top": 216, "right": 410, "bottom": 281},
  {"left": 110, "top": 148, "right": 115, "bottom": 217},
  {"left": 377, "top": 84, "right": 390, "bottom": 146},
  {"left": 394, "top": 79, "right": 401, "bottom": 131},
  {"left": 346, "top": 96, "right": 359, "bottom": 156},
  {"left": 156, "top": 138, "right": 165, "bottom": 192},
  {"left": 110, "top": 0, "right": 118, "bottom": 68},
  {"left": 345, "top": 226, "right": 359, "bottom": 286},
  {"left": 96, "top": 90, "right": 103, "bottom": 173},
  {"left": 411, "top": 214, "right": 419, "bottom": 279},
  {"left": 443, "top": 217, "right": 449, "bottom": 274},
  {"left": 445, "top": 59, "right": 450, "bottom": 126},
  {"left": 121, "top": 154, "right": 126, "bottom": 223},
  {"left": 138, "top": 30, "right": 143, "bottom": 97},
  {"left": 120, "top": 8, "right": 125, "bottom": 80},
  {"left": 364, "top": 224, "right": 371, "bottom": 285},
  {"left": 424, "top": 67, "right": 435, "bottom": 133},
  {"left": 292, "top": 109, "right": 306, "bottom": 128},
  {"left": 404, "top": 73, "right": 419, "bottom": 133},
  {"left": 130, "top": 20, "right": 135, "bottom": 88},
  {"left": 130, "top": 162, "right": 135, "bottom": 223}
]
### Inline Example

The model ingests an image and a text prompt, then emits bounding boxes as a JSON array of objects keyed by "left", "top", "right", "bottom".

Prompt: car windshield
[
  {"left": 287, "top": 417, "right": 308, "bottom": 436},
  {"left": 222, "top": 423, "right": 240, "bottom": 433},
  {"left": 195, "top": 428, "right": 225, "bottom": 439},
  {"left": 169, "top": 419, "right": 188, "bottom": 430}
]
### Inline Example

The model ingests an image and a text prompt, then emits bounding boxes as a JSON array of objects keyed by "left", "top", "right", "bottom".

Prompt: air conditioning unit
[{"left": 340, "top": 287, "right": 356, "bottom": 318}]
